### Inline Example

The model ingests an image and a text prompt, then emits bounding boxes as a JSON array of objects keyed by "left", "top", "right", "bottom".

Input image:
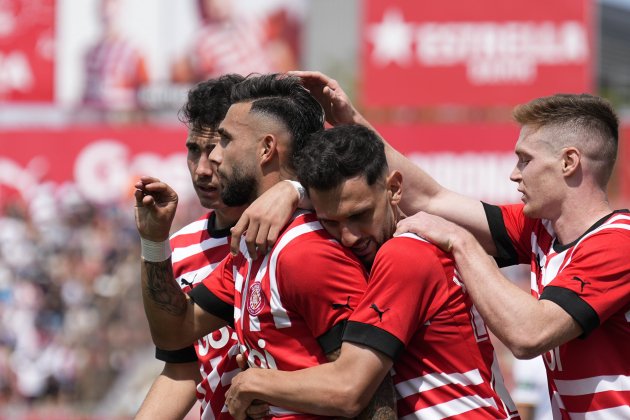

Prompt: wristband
[
  {"left": 284, "top": 179, "right": 306, "bottom": 203},
  {"left": 141, "top": 237, "right": 172, "bottom": 262}
]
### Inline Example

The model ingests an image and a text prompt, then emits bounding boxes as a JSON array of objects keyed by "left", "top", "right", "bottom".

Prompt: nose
[
  {"left": 196, "top": 152, "right": 214, "bottom": 177},
  {"left": 339, "top": 224, "right": 360, "bottom": 248},
  {"left": 509, "top": 164, "right": 521, "bottom": 183}
]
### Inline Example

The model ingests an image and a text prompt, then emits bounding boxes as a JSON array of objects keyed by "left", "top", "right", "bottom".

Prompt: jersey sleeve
[
  {"left": 483, "top": 202, "right": 536, "bottom": 267},
  {"left": 343, "top": 236, "right": 448, "bottom": 360},
  {"left": 540, "top": 229, "right": 630, "bottom": 336},
  {"left": 188, "top": 254, "right": 235, "bottom": 324},
  {"left": 276, "top": 234, "right": 368, "bottom": 350}
]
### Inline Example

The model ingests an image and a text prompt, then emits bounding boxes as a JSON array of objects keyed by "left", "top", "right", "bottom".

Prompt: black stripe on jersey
[
  {"left": 188, "top": 285, "right": 234, "bottom": 327},
  {"left": 155, "top": 345, "right": 198, "bottom": 363},
  {"left": 342, "top": 321, "right": 403, "bottom": 361},
  {"left": 483, "top": 202, "right": 519, "bottom": 267},
  {"left": 317, "top": 320, "right": 347, "bottom": 354},
  {"left": 540, "top": 286, "right": 600, "bottom": 337}
]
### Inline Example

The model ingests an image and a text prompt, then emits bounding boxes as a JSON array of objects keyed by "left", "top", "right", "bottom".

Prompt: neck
[
  {"left": 551, "top": 190, "right": 612, "bottom": 244},
  {"left": 214, "top": 205, "right": 247, "bottom": 230}
]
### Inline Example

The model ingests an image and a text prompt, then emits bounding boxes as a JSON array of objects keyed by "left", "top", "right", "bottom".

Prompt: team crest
[{"left": 247, "top": 282, "right": 265, "bottom": 316}]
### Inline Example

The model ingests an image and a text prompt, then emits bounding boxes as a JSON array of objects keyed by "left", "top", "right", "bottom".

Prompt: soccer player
[
  {"left": 394, "top": 93, "right": 630, "bottom": 418},
  {"left": 135, "top": 74, "right": 299, "bottom": 419},
  {"left": 225, "top": 124, "right": 518, "bottom": 419},
  {"left": 233, "top": 72, "right": 630, "bottom": 418},
  {"left": 135, "top": 75, "right": 247, "bottom": 419},
  {"left": 135, "top": 74, "right": 395, "bottom": 419}
]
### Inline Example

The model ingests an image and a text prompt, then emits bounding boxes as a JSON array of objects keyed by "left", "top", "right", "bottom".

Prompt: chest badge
[{"left": 247, "top": 282, "right": 265, "bottom": 316}]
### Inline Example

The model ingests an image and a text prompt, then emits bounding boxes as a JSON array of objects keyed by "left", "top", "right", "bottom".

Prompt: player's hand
[
  {"left": 395, "top": 211, "right": 460, "bottom": 253},
  {"left": 289, "top": 70, "right": 365, "bottom": 127},
  {"left": 226, "top": 369, "right": 269, "bottom": 420},
  {"left": 134, "top": 176, "right": 178, "bottom": 242},
  {"left": 230, "top": 180, "right": 300, "bottom": 259}
]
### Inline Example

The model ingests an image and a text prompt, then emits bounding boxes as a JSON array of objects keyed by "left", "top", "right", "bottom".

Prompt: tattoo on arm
[
  {"left": 356, "top": 373, "right": 397, "bottom": 420},
  {"left": 144, "top": 259, "right": 188, "bottom": 316}
]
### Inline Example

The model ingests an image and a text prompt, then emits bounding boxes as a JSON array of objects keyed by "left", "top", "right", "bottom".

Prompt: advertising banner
[
  {"left": 0, "top": 0, "right": 56, "bottom": 102},
  {"left": 361, "top": 0, "right": 593, "bottom": 107}
]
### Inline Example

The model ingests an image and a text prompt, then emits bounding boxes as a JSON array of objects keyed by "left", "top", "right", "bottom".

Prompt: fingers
[
  {"left": 246, "top": 401, "right": 270, "bottom": 419},
  {"left": 230, "top": 214, "right": 249, "bottom": 256},
  {"left": 236, "top": 353, "right": 248, "bottom": 370}
]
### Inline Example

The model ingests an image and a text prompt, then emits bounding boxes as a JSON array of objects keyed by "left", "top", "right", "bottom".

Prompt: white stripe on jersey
[
  {"left": 567, "top": 405, "right": 630, "bottom": 420},
  {"left": 174, "top": 263, "right": 218, "bottom": 287},
  {"left": 267, "top": 219, "right": 324, "bottom": 329},
  {"left": 559, "top": 215, "right": 630, "bottom": 271},
  {"left": 399, "top": 396, "right": 498, "bottom": 420},
  {"left": 554, "top": 373, "right": 630, "bottom": 396},
  {"left": 396, "top": 232, "right": 430, "bottom": 243},
  {"left": 396, "top": 368, "right": 484, "bottom": 398},
  {"left": 171, "top": 237, "right": 228, "bottom": 263},
  {"left": 170, "top": 218, "right": 208, "bottom": 238}
]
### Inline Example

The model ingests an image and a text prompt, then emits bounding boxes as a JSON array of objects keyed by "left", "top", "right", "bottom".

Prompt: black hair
[
  {"left": 231, "top": 73, "right": 325, "bottom": 168},
  {"left": 179, "top": 73, "right": 245, "bottom": 132},
  {"left": 295, "top": 124, "right": 387, "bottom": 191}
]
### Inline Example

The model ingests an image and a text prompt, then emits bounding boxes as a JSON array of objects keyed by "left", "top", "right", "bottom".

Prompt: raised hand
[
  {"left": 134, "top": 176, "right": 179, "bottom": 242},
  {"left": 289, "top": 70, "right": 367, "bottom": 127}
]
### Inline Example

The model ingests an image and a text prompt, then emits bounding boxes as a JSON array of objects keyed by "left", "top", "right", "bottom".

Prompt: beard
[{"left": 219, "top": 164, "right": 258, "bottom": 207}]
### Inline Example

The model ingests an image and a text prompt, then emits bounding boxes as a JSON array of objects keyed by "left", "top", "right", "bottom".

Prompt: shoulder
[{"left": 170, "top": 212, "right": 211, "bottom": 241}]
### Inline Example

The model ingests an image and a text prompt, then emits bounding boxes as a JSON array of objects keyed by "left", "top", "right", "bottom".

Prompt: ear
[
  {"left": 561, "top": 147, "right": 580, "bottom": 177},
  {"left": 386, "top": 170, "right": 403, "bottom": 205},
  {"left": 260, "top": 134, "right": 278, "bottom": 164}
]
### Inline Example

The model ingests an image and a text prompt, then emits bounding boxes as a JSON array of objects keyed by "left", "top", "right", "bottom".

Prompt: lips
[{"left": 352, "top": 240, "right": 372, "bottom": 257}]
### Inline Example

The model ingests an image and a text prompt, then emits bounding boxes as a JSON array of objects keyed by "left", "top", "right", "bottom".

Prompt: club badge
[{"left": 247, "top": 282, "right": 265, "bottom": 316}]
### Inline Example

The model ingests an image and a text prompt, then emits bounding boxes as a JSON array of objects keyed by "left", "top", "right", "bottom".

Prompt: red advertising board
[
  {"left": 0, "top": 125, "right": 190, "bottom": 206},
  {"left": 361, "top": 0, "right": 594, "bottom": 107},
  {"left": 2, "top": 122, "right": 626, "bottom": 212},
  {"left": 0, "top": 0, "right": 56, "bottom": 102}
]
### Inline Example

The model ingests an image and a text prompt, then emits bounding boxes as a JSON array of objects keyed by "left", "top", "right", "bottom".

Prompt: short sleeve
[
  {"left": 276, "top": 234, "right": 368, "bottom": 341},
  {"left": 484, "top": 202, "right": 535, "bottom": 266},
  {"left": 188, "top": 254, "right": 235, "bottom": 323},
  {"left": 344, "top": 236, "right": 448, "bottom": 360}
]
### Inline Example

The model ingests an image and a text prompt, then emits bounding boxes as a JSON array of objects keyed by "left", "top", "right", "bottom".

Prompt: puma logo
[
  {"left": 332, "top": 296, "right": 352, "bottom": 310},
  {"left": 370, "top": 303, "right": 390, "bottom": 322},
  {"left": 180, "top": 273, "right": 197, "bottom": 288},
  {"left": 572, "top": 276, "right": 591, "bottom": 293}
]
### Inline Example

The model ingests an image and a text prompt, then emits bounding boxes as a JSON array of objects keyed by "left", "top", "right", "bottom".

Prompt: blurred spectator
[
  {"left": 171, "top": 0, "right": 300, "bottom": 83},
  {"left": 512, "top": 356, "right": 552, "bottom": 420},
  {"left": 0, "top": 185, "right": 155, "bottom": 418},
  {"left": 82, "top": 0, "right": 150, "bottom": 120}
]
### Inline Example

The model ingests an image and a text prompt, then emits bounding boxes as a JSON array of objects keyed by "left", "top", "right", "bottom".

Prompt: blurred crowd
[{"left": 0, "top": 186, "right": 161, "bottom": 418}]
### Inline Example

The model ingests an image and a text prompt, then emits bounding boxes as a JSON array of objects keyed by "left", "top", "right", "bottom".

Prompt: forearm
[
  {"left": 136, "top": 362, "right": 199, "bottom": 419},
  {"left": 141, "top": 259, "right": 217, "bottom": 349},
  {"left": 231, "top": 344, "right": 394, "bottom": 418},
  {"left": 451, "top": 231, "right": 581, "bottom": 358}
]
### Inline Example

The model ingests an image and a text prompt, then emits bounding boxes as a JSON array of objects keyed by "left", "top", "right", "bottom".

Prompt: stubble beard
[{"left": 220, "top": 165, "right": 258, "bottom": 207}]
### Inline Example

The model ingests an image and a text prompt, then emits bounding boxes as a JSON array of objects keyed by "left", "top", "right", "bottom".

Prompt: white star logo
[{"left": 367, "top": 8, "right": 414, "bottom": 67}]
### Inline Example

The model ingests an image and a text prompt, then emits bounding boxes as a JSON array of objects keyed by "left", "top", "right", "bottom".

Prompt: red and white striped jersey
[
  {"left": 486, "top": 204, "right": 630, "bottom": 419},
  {"left": 344, "top": 234, "right": 519, "bottom": 419},
  {"left": 158, "top": 211, "right": 239, "bottom": 419},
  {"left": 83, "top": 37, "right": 148, "bottom": 111},
  {"left": 189, "top": 19, "right": 273, "bottom": 81},
  {"left": 190, "top": 211, "right": 368, "bottom": 420}
]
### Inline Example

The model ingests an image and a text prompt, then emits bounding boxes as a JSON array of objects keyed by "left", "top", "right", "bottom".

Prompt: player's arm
[
  {"left": 402, "top": 211, "right": 582, "bottom": 358},
  {"left": 290, "top": 71, "right": 495, "bottom": 254},
  {"left": 227, "top": 342, "right": 394, "bottom": 419},
  {"left": 136, "top": 361, "right": 200, "bottom": 419},
  {"left": 135, "top": 176, "right": 228, "bottom": 349}
]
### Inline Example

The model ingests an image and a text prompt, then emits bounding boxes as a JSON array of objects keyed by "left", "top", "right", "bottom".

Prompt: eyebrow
[{"left": 217, "top": 127, "right": 232, "bottom": 139}]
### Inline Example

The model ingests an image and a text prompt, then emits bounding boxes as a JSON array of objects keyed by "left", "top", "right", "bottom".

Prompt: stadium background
[{"left": 0, "top": 0, "right": 629, "bottom": 418}]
